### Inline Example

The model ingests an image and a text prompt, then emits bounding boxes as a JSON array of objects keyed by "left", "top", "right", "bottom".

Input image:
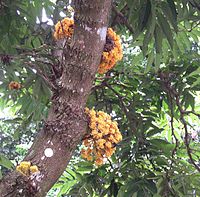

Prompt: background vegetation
[{"left": 0, "top": 0, "right": 200, "bottom": 196}]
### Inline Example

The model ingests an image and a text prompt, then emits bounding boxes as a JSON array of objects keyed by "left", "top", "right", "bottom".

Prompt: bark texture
[{"left": 0, "top": 0, "right": 112, "bottom": 196}]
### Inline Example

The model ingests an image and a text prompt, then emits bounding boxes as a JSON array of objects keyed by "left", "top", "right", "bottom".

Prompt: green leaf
[
  {"left": 161, "top": 1, "right": 178, "bottom": 32},
  {"left": 191, "top": 78, "right": 200, "bottom": 88},
  {"left": 142, "top": 1, "right": 156, "bottom": 56},
  {"left": 143, "top": 28, "right": 152, "bottom": 57},
  {"left": 155, "top": 53, "right": 161, "bottom": 72},
  {"left": 187, "top": 67, "right": 200, "bottom": 77},
  {"left": 0, "top": 155, "right": 14, "bottom": 169},
  {"left": 154, "top": 24, "right": 163, "bottom": 54},
  {"left": 179, "top": 32, "right": 191, "bottom": 50},
  {"left": 157, "top": 12, "right": 174, "bottom": 49},
  {"left": 145, "top": 49, "right": 154, "bottom": 73},
  {"left": 167, "top": 0, "right": 177, "bottom": 22}
]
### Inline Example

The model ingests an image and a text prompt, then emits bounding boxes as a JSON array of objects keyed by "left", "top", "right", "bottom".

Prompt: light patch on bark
[
  {"left": 85, "top": 25, "right": 92, "bottom": 32},
  {"left": 34, "top": 172, "right": 43, "bottom": 182},
  {"left": 97, "top": 26, "right": 107, "bottom": 41},
  {"left": 41, "top": 156, "right": 45, "bottom": 160},
  {"left": 44, "top": 148, "right": 54, "bottom": 157}
]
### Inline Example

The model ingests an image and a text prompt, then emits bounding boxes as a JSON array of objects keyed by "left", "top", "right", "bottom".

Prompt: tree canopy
[{"left": 0, "top": 0, "right": 200, "bottom": 196}]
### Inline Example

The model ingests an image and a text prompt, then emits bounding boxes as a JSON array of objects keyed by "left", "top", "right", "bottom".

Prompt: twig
[
  {"left": 168, "top": 93, "right": 179, "bottom": 170},
  {"left": 112, "top": 5, "right": 134, "bottom": 34},
  {"left": 24, "top": 62, "right": 57, "bottom": 90},
  {"left": 183, "top": 110, "right": 200, "bottom": 117},
  {"left": 160, "top": 72, "right": 200, "bottom": 172},
  {"left": 106, "top": 83, "right": 136, "bottom": 134}
]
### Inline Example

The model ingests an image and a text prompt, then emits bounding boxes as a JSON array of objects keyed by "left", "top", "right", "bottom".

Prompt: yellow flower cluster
[
  {"left": 53, "top": 17, "right": 74, "bottom": 40},
  {"left": 81, "top": 108, "right": 122, "bottom": 166},
  {"left": 16, "top": 161, "right": 39, "bottom": 176},
  {"left": 98, "top": 28, "right": 123, "bottom": 74},
  {"left": 53, "top": 18, "right": 123, "bottom": 74},
  {"left": 8, "top": 81, "right": 21, "bottom": 90}
]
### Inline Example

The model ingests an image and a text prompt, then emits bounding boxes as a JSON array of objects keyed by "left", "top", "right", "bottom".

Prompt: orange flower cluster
[
  {"left": 53, "top": 18, "right": 123, "bottom": 74},
  {"left": 16, "top": 161, "right": 39, "bottom": 176},
  {"left": 98, "top": 28, "right": 123, "bottom": 74},
  {"left": 53, "top": 17, "right": 74, "bottom": 40},
  {"left": 81, "top": 108, "right": 122, "bottom": 166},
  {"left": 8, "top": 81, "right": 21, "bottom": 90}
]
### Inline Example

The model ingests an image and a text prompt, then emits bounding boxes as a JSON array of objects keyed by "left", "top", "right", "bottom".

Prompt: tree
[{"left": 0, "top": 0, "right": 200, "bottom": 196}]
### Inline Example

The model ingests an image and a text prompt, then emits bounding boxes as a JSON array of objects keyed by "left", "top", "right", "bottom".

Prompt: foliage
[{"left": 0, "top": 0, "right": 200, "bottom": 196}]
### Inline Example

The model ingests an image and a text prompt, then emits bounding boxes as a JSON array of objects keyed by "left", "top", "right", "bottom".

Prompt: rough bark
[{"left": 0, "top": 0, "right": 112, "bottom": 196}]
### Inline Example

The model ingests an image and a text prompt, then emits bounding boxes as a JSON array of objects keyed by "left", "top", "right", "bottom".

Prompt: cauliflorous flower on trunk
[
  {"left": 53, "top": 18, "right": 123, "bottom": 74},
  {"left": 81, "top": 108, "right": 122, "bottom": 166},
  {"left": 16, "top": 161, "right": 39, "bottom": 176}
]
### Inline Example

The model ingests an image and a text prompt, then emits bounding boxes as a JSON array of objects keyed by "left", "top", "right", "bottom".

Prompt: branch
[
  {"left": 160, "top": 72, "right": 200, "bottom": 172},
  {"left": 112, "top": 4, "right": 134, "bottom": 34},
  {"left": 168, "top": 93, "right": 179, "bottom": 170},
  {"left": 0, "top": 53, "right": 58, "bottom": 90},
  {"left": 106, "top": 83, "right": 136, "bottom": 134},
  {"left": 24, "top": 61, "right": 57, "bottom": 90},
  {"left": 183, "top": 110, "right": 200, "bottom": 117}
]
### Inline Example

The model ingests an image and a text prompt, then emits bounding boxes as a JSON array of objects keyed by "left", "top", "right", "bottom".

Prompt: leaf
[
  {"left": 146, "top": 128, "right": 163, "bottom": 137},
  {"left": 110, "top": 179, "right": 118, "bottom": 197},
  {"left": 85, "top": 184, "right": 94, "bottom": 197},
  {"left": 191, "top": 78, "right": 200, "bottom": 88},
  {"left": 155, "top": 53, "right": 161, "bottom": 72},
  {"left": 143, "top": 28, "right": 152, "bottom": 57},
  {"left": 157, "top": 12, "right": 174, "bottom": 49},
  {"left": 172, "top": 40, "right": 179, "bottom": 61},
  {"left": 161, "top": 1, "right": 178, "bottom": 32},
  {"left": 0, "top": 155, "right": 14, "bottom": 169},
  {"left": 142, "top": 1, "right": 156, "bottom": 56},
  {"left": 145, "top": 49, "right": 154, "bottom": 73},
  {"left": 187, "top": 67, "right": 200, "bottom": 77},
  {"left": 76, "top": 161, "right": 93, "bottom": 172},
  {"left": 167, "top": 0, "right": 177, "bottom": 22},
  {"left": 179, "top": 32, "right": 191, "bottom": 50},
  {"left": 154, "top": 24, "right": 163, "bottom": 54}
]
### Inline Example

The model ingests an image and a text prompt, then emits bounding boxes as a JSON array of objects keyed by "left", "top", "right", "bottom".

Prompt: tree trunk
[{"left": 0, "top": 0, "right": 112, "bottom": 196}]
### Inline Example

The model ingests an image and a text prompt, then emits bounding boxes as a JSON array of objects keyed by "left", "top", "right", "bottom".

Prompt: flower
[
  {"left": 98, "top": 28, "right": 123, "bottom": 74},
  {"left": 53, "top": 17, "right": 74, "bottom": 40},
  {"left": 16, "top": 161, "right": 39, "bottom": 176},
  {"left": 8, "top": 81, "right": 21, "bottom": 90},
  {"left": 30, "top": 165, "right": 39, "bottom": 174},
  {"left": 81, "top": 108, "right": 122, "bottom": 166},
  {"left": 53, "top": 18, "right": 123, "bottom": 74}
]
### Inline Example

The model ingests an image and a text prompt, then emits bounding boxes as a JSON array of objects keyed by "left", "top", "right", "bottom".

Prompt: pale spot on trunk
[
  {"left": 41, "top": 156, "right": 45, "bottom": 160},
  {"left": 97, "top": 27, "right": 107, "bottom": 41},
  {"left": 44, "top": 148, "right": 54, "bottom": 157},
  {"left": 85, "top": 25, "right": 92, "bottom": 32}
]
